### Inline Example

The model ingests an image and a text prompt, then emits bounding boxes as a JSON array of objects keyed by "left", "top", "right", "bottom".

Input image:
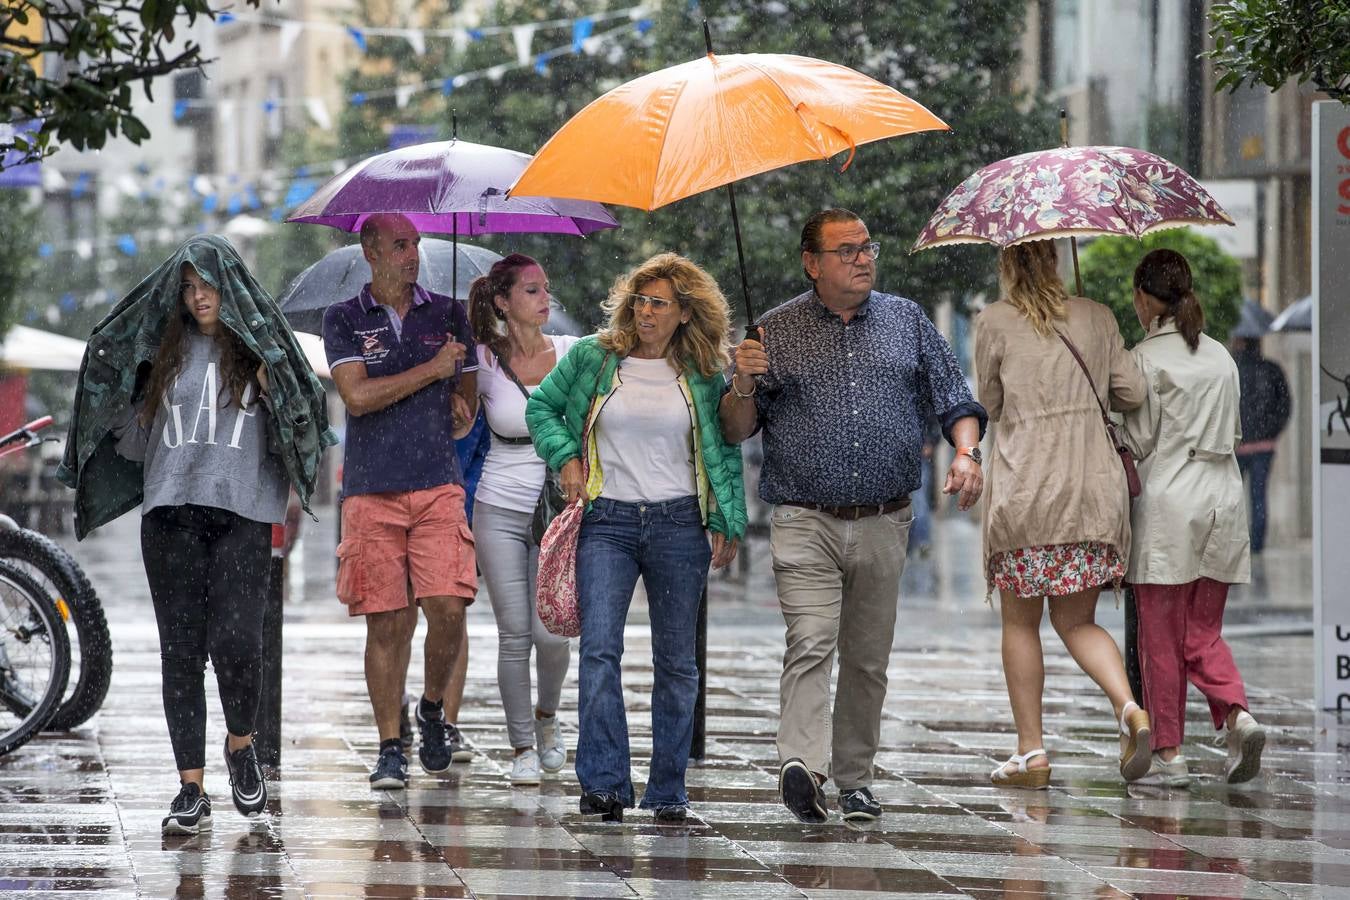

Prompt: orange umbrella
[{"left": 510, "top": 27, "right": 948, "bottom": 320}]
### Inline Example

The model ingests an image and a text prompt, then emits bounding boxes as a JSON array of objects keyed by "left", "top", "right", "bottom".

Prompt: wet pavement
[{"left": 1, "top": 507, "right": 1343, "bottom": 899}]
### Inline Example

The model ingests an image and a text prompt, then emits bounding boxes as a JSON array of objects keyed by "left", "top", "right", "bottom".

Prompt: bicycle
[{"left": 0, "top": 417, "right": 112, "bottom": 734}]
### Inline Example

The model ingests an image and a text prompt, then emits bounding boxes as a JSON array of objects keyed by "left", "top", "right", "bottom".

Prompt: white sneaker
[
  {"left": 1135, "top": 752, "right": 1191, "bottom": 788},
  {"left": 535, "top": 715, "right": 567, "bottom": 773},
  {"left": 510, "top": 749, "right": 541, "bottom": 786},
  {"left": 1224, "top": 710, "right": 1266, "bottom": 784}
]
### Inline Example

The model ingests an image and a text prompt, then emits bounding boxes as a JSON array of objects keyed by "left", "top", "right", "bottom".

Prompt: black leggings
[{"left": 141, "top": 504, "right": 271, "bottom": 771}]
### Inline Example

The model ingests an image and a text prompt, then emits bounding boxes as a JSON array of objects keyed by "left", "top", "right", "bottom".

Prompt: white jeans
[{"left": 472, "top": 500, "right": 571, "bottom": 748}]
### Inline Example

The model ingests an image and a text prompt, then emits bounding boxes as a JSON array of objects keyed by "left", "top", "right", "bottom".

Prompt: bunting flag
[{"left": 511, "top": 24, "right": 537, "bottom": 67}]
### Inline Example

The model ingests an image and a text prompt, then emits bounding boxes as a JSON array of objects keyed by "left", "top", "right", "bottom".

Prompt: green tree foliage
[
  {"left": 1078, "top": 230, "right": 1244, "bottom": 348},
  {"left": 0, "top": 189, "right": 39, "bottom": 339},
  {"left": 0, "top": 0, "right": 264, "bottom": 168},
  {"left": 1208, "top": 0, "right": 1350, "bottom": 102},
  {"left": 336, "top": 0, "right": 1052, "bottom": 327}
]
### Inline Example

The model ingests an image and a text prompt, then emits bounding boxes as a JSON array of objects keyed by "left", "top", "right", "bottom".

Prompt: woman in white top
[
  {"left": 467, "top": 254, "right": 579, "bottom": 786},
  {"left": 1122, "top": 248, "right": 1263, "bottom": 788}
]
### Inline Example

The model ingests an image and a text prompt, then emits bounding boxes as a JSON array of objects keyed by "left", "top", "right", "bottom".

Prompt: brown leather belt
[{"left": 783, "top": 497, "right": 910, "bottom": 521}]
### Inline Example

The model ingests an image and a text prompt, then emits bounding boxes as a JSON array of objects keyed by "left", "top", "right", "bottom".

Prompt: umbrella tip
[
  {"left": 452, "top": 108, "right": 458, "bottom": 139},
  {"left": 702, "top": 19, "right": 714, "bottom": 55}
]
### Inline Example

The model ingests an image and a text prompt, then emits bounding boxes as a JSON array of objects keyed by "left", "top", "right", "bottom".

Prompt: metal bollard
[
  {"left": 256, "top": 528, "right": 286, "bottom": 770},
  {"left": 690, "top": 585, "right": 708, "bottom": 761}
]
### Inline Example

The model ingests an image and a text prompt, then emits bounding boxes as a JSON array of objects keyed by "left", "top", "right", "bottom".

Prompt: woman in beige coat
[
  {"left": 1122, "top": 248, "right": 1263, "bottom": 789},
  {"left": 975, "top": 241, "right": 1152, "bottom": 789}
]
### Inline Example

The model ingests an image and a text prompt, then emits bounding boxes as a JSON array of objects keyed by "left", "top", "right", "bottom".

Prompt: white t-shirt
[
  {"left": 595, "top": 355, "right": 696, "bottom": 503},
  {"left": 475, "top": 334, "right": 580, "bottom": 514}
]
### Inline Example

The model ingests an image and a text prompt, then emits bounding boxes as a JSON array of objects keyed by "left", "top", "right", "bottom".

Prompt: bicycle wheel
[
  {"left": 0, "top": 529, "right": 112, "bottom": 731},
  {"left": 0, "top": 561, "right": 71, "bottom": 756}
]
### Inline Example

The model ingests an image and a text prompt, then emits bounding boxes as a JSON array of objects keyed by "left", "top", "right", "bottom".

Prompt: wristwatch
[{"left": 957, "top": 446, "right": 983, "bottom": 465}]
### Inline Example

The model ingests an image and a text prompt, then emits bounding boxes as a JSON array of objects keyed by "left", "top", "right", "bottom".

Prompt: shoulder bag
[
  {"left": 1056, "top": 331, "right": 1142, "bottom": 499},
  {"left": 494, "top": 355, "right": 564, "bottom": 545}
]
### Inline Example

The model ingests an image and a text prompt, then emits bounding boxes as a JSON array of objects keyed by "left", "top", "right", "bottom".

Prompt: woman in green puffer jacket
[{"left": 525, "top": 252, "right": 746, "bottom": 823}]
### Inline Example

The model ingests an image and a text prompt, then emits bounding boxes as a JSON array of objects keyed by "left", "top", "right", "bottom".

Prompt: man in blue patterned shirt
[{"left": 720, "top": 208, "right": 987, "bottom": 824}]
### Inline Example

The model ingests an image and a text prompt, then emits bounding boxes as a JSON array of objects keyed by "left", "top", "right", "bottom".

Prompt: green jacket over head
[
  {"left": 524, "top": 335, "right": 747, "bottom": 540},
  {"left": 56, "top": 234, "right": 337, "bottom": 538}
]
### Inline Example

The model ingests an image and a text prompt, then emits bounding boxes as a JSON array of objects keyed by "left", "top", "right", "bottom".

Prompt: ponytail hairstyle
[
  {"left": 467, "top": 253, "right": 541, "bottom": 365},
  {"left": 1133, "top": 248, "right": 1204, "bottom": 352},
  {"left": 997, "top": 241, "right": 1068, "bottom": 337}
]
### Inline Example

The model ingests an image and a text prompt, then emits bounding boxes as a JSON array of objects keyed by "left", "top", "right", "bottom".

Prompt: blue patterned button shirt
[{"left": 750, "top": 290, "right": 987, "bottom": 506}]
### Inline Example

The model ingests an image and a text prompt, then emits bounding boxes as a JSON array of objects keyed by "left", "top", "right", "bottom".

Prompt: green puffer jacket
[
  {"left": 525, "top": 335, "right": 747, "bottom": 540},
  {"left": 56, "top": 234, "right": 337, "bottom": 539}
]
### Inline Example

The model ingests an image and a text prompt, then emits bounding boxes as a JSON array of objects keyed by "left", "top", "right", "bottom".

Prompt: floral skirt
[{"left": 991, "top": 541, "right": 1125, "bottom": 599}]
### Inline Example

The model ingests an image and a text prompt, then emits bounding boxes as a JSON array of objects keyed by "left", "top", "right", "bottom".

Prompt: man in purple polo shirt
[{"left": 323, "top": 213, "right": 479, "bottom": 790}]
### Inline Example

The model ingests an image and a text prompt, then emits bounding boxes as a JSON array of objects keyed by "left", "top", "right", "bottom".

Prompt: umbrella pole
[
  {"left": 724, "top": 181, "right": 756, "bottom": 326},
  {"left": 1070, "top": 237, "right": 1083, "bottom": 296},
  {"left": 452, "top": 217, "right": 458, "bottom": 301}
]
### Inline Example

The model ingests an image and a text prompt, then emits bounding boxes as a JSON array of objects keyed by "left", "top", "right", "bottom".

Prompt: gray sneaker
[
  {"left": 1136, "top": 752, "right": 1191, "bottom": 788},
  {"left": 535, "top": 715, "right": 567, "bottom": 773},
  {"left": 839, "top": 786, "right": 882, "bottom": 822},
  {"left": 446, "top": 722, "right": 474, "bottom": 763},
  {"left": 1224, "top": 710, "right": 1266, "bottom": 784}
]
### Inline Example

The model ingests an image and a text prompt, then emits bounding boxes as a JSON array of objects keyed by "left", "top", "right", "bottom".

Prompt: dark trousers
[
  {"left": 142, "top": 504, "right": 271, "bottom": 770},
  {"left": 1237, "top": 451, "right": 1274, "bottom": 553}
]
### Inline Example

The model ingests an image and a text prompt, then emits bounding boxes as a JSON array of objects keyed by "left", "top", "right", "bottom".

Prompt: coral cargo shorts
[{"left": 336, "top": 483, "right": 478, "bottom": 616}]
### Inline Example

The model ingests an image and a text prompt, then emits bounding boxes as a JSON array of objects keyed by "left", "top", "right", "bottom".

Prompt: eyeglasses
[
  {"left": 628, "top": 292, "right": 681, "bottom": 312},
  {"left": 814, "top": 241, "right": 881, "bottom": 264}
]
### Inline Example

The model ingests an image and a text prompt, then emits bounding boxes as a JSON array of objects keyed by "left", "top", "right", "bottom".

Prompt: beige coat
[
  {"left": 975, "top": 297, "right": 1148, "bottom": 588},
  {"left": 1121, "top": 321, "right": 1251, "bottom": 585}
]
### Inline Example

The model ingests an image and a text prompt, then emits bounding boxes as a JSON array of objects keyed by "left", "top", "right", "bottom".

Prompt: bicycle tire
[
  {"left": 0, "top": 561, "right": 71, "bottom": 756},
  {"left": 0, "top": 529, "right": 112, "bottom": 731}
]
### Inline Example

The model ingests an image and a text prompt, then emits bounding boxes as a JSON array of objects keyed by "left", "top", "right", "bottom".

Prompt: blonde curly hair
[
  {"left": 998, "top": 241, "right": 1069, "bottom": 337},
  {"left": 597, "top": 252, "right": 731, "bottom": 377}
]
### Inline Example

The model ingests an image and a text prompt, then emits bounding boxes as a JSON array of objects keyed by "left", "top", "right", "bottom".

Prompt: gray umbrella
[
  {"left": 278, "top": 238, "right": 584, "bottom": 336},
  {"left": 1231, "top": 298, "right": 1275, "bottom": 339},
  {"left": 1270, "top": 295, "right": 1312, "bottom": 333},
  {"left": 278, "top": 238, "right": 498, "bottom": 334}
]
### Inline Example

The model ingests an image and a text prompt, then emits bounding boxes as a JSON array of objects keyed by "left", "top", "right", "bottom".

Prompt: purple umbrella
[{"left": 285, "top": 136, "right": 620, "bottom": 298}]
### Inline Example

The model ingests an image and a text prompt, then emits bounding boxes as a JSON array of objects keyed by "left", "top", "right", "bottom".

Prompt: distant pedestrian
[
  {"left": 975, "top": 240, "right": 1151, "bottom": 790},
  {"left": 68, "top": 235, "right": 334, "bottom": 835},
  {"left": 323, "top": 213, "right": 479, "bottom": 790},
  {"left": 467, "top": 254, "right": 580, "bottom": 786},
  {"left": 1233, "top": 337, "right": 1291, "bottom": 553},
  {"left": 527, "top": 252, "right": 746, "bottom": 823},
  {"left": 1123, "top": 248, "right": 1264, "bottom": 788},
  {"left": 721, "top": 209, "right": 985, "bottom": 823}
]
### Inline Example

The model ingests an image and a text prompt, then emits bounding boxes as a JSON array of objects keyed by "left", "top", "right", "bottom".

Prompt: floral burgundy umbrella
[{"left": 911, "top": 144, "right": 1233, "bottom": 292}]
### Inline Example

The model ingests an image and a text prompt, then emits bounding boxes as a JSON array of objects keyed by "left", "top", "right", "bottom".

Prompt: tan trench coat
[
  {"left": 975, "top": 297, "right": 1148, "bottom": 590},
  {"left": 1121, "top": 322, "right": 1251, "bottom": 585}
]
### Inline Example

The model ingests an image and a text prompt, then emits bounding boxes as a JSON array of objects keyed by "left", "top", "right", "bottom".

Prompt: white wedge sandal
[{"left": 990, "top": 748, "right": 1051, "bottom": 789}]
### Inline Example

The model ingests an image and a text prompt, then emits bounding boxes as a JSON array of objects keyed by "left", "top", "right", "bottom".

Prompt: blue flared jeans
[{"left": 574, "top": 495, "right": 711, "bottom": 809}]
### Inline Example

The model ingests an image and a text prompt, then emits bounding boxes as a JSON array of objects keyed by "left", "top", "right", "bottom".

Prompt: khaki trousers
[{"left": 770, "top": 504, "right": 912, "bottom": 789}]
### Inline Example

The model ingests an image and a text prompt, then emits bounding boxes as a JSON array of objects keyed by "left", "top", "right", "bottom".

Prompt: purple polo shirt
[{"left": 322, "top": 284, "right": 477, "bottom": 497}]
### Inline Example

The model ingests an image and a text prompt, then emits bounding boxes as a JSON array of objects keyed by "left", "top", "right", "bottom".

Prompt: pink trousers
[{"left": 1134, "top": 578, "right": 1249, "bottom": 750}]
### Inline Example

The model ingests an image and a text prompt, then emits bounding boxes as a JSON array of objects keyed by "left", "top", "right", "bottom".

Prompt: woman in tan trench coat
[{"left": 975, "top": 241, "right": 1151, "bottom": 789}]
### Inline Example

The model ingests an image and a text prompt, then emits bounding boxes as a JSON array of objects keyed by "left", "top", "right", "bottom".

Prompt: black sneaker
[
  {"left": 779, "top": 758, "right": 828, "bottom": 824},
  {"left": 839, "top": 786, "right": 882, "bottom": 822},
  {"left": 579, "top": 792, "right": 624, "bottom": 823},
  {"left": 416, "top": 705, "right": 452, "bottom": 774},
  {"left": 223, "top": 738, "right": 267, "bottom": 817},
  {"left": 369, "top": 745, "right": 409, "bottom": 789},
  {"left": 162, "top": 782, "right": 213, "bottom": 835},
  {"left": 653, "top": 805, "right": 689, "bottom": 824},
  {"left": 446, "top": 722, "right": 474, "bottom": 763}
]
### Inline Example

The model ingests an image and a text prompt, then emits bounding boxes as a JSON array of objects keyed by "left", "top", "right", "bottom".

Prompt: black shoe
[
  {"left": 162, "top": 782, "right": 213, "bottom": 835},
  {"left": 839, "top": 786, "right": 882, "bottom": 822},
  {"left": 416, "top": 705, "right": 452, "bottom": 774},
  {"left": 369, "top": 745, "right": 409, "bottom": 789},
  {"left": 399, "top": 694, "right": 415, "bottom": 750},
  {"left": 779, "top": 758, "right": 828, "bottom": 824},
  {"left": 579, "top": 792, "right": 624, "bottom": 823},
  {"left": 223, "top": 737, "right": 267, "bottom": 817},
  {"left": 653, "top": 805, "right": 689, "bottom": 824},
  {"left": 445, "top": 722, "right": 474, "bottom": 763}
]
